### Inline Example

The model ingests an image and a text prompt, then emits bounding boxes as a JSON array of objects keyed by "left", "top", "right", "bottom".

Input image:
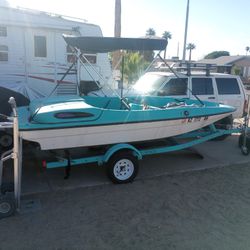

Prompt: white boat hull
[{"left": 20, "top": 113, "right": 230, "bottom": 150}]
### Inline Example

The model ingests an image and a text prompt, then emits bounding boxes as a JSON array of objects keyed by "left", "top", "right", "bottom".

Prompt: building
[
  {"left": 0, "top": 4, "right": 112, "bottom": 100},
  {"left": 198, "top": 56, "right": 250, "bottom": 83}
]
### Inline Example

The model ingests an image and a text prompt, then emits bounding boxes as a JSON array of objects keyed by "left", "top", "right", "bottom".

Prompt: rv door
[{"left": 24, "top": 29, "right": 57, "bottom": 98}]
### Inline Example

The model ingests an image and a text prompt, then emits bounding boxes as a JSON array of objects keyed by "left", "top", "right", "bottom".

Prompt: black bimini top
[{"left": 63, "top": 35, "right": 167, "bottom": 53}]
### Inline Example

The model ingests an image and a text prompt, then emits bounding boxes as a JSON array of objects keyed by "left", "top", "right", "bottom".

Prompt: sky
[{"left": 4, "top": 0, "right": 250, "bottom": 60}]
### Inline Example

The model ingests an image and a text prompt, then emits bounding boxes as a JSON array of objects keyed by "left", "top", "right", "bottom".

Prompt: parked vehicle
[{"left": 0, "top": 4, "right": 112, "bottom": 101}]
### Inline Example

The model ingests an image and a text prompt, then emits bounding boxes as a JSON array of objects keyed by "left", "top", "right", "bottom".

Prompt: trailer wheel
[
  {"left": 0, "top": 193, "right": 16, "bottom": 219},
  {"left": 1, "top": 182, "right": 14, "bottom": 195},
  {"left": 107, "top": 151, "right": 139, "bottom": 184},
  {"left": 0, "top": 131, "right": 13, "bottom": 150},
  {"left": 241, "top": 146, "right": 249, "bottom": 156},
  {"left": 238, "top": 133, "right": 250, "bottom": 148}
]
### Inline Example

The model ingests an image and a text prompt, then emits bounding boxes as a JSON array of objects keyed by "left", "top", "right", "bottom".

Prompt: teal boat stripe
[{"left": 19, "top": 111, "right": 231, "bottom": 132}]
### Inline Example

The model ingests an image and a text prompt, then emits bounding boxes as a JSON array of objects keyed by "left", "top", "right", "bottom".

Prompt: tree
[
  {"left": 246, "top": 46, "right": 250, "bottom": 55},
  {"left": 204, "top": 51, "right": 230, "bottom": 59},
  {"left": 146, "top": 28, "right": 156, "bottom": 37},
  {"left": 123, "top": 52, "right": 145, "bottom": 85},
  {"left": 186, "top": 43, "right": 196, "bottom": 62},
  {"left": 142, "top": 28, "right": 156, "bottom": 62},
  {"left": 162, "top": 31, "right": 172, "bottom": 59}
]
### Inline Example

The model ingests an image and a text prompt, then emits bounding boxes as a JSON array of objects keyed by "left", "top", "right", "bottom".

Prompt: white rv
[{"left": 0, "top": 4, "right": 112, "bottom": 100}]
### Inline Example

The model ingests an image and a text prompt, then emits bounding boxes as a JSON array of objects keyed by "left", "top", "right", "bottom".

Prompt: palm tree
[
  {"left": 186, "top": 43, "right": 196, "bottom": 62},
  {"left": 123, "top": 52, "right": 145, "bottom": 84},
  {"left": 112, "top": 0, "right": 122, "bottom": 69},
  {"left": 142, "top": 28, "right": 156, "bottom": 62},
  {"left": 246, "top": 46, "right": 250, "bottom": 55},
  {"left": 162, "top": 31, "right": 172, "bottom": 59},
  {"left": 146, "top": 28, "right": 156, "bottom": 37}
]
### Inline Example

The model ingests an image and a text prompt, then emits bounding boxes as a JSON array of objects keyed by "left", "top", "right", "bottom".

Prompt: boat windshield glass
[{"left": 133, "top": 74, "right": 168, "bottom": 94}]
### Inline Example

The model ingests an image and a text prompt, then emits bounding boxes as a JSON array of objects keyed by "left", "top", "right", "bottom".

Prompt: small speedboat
[{"left": 17, "top": 95, "right": 236, "bottom": 150}]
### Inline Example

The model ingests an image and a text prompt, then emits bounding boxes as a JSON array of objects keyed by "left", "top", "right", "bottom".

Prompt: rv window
[
  {"left": 66, "top": 45, "right": 77, "bottom": 63},
  {"left": 0, "top": 27, "right": 7, "bottom": 37},
  {"left": 66, "top": 45, "right": 97, "bottom": 64},
  {"left": 80, "top": 54, "right": 97, "bottom": 64},
  {"left": 34, "top": 36, "right": 47, "bottom": 57},
  {"left": 0, "top": 45, "right": 8, "bottom": 61}
]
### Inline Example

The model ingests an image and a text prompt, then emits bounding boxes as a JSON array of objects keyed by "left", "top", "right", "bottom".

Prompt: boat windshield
[{"left": 132, "top": 74, "right": 168, "bottom": 94}]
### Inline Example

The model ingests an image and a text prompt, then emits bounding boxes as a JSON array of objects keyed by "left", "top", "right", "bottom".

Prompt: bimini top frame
[{"left": 62, "top": 35, "right": 168, "bottom": 107}]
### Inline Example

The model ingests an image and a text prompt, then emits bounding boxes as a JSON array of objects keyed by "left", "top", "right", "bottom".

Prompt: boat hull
[{"left": 20, "top": 112, "right": 230, "bottom": 150}]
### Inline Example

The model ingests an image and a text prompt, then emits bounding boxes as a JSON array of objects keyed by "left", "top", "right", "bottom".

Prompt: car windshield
[{"left": 133, "top": 74, "right": 168, "bottom": 94}]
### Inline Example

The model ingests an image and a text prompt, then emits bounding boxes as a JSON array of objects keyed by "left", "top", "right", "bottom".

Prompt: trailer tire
[
  {"left": 1, "top": 182, "right": 14, "bottom": 195},
  {"left": 241, "top": 146, "right": 249, "bottom": 156},
  {"left": 0, "top": 193, "right": 16, "bottom": 219},
  {"left": 106, "top": 151, "right": 139, "bottom": 184},
  {"left": 238, "top": 133, "right": 250, "bottom": 148},
  {"left": 0, "top": 131, "right": 13, "bottom": 150}
]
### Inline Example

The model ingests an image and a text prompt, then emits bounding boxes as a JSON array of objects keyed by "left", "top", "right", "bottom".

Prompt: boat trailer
[{"left": 0, "top": 97, "right": 250, "bottom": 219}]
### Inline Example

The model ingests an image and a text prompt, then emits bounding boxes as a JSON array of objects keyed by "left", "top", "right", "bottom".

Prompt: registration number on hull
[{"left": 182, "top": 116, "right": 209, "bottom": 123}]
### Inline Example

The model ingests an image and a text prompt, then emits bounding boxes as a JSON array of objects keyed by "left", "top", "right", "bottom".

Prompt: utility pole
[
  {"left": 114, "top": 0, "right": 121, "bottom": 38},
  {"left": 112, "top": 0, "right": 121, "bottom": 69},
  {"left": 182, "top": 0, "right": 190, "bottom": 62}
]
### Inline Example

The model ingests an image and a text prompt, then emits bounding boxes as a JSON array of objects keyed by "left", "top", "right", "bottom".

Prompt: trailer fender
[{"left": 103, "top": 144, "right": 142, "bottom": 163}]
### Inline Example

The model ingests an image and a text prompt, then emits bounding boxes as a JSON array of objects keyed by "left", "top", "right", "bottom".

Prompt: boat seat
[
  {"left": 129, "top": 103, "right": 161, "bottom": 111},
  {"left": 163, "top": 102, "right": 186, "bottom": 108},
  {"left": 163, "top": 102, "right": 198, "bottom": 109},
  {"left": 147, "top": 105, "right": 161, "bottom": 110}
]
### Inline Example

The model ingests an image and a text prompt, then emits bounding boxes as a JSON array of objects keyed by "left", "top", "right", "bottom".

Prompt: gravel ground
[{"left": 1, "top": 163, "right": 250, "bottom": 250}]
